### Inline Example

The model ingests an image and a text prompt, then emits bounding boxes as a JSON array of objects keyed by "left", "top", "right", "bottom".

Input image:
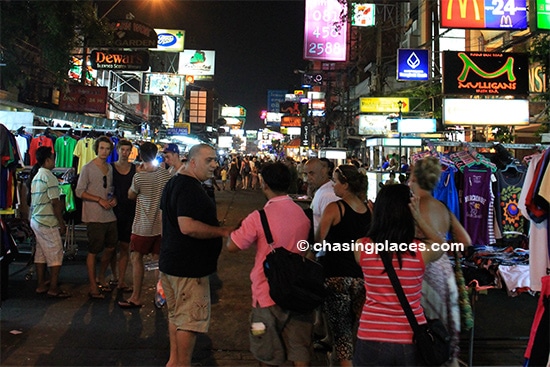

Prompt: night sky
[{"left": 98, "top": 0, "right": 309, "bottom": 130}]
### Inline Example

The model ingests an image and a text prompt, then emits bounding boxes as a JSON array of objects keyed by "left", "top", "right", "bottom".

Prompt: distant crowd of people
[{"left": 27, "top": 138, "right": 470, "bottom": 366}]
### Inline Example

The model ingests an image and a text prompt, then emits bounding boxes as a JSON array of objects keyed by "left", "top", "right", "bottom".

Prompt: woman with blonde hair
[{"left": 409, "top": 156, "right": 472, "bottom": 366}]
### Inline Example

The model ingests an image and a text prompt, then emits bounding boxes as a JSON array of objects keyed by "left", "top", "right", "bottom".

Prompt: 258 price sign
[{"left": 303, "top": 0, "right": 347, "bottom": 62}]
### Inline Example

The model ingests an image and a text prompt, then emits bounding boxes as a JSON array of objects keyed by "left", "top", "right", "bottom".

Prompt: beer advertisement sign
[
  {"left": 441, "top": 0, "right": 528, "bottom": 30},
  {"left": 442, "top": 51, "right": 529, "bottom": 96}
]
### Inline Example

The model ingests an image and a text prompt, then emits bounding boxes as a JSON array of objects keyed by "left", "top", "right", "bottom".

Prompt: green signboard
[{"left": 532, "top": 0, "right": 550, "bottom": 30}]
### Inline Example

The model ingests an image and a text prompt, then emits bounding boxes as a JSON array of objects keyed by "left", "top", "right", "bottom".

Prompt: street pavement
[{"left": 1, "top": 186, "right": 539, "bottom": 366}]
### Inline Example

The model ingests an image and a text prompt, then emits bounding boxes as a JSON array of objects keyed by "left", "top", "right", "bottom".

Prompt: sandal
[
  {"left": 48, "top": 291, "right": 71, "bottom": 298},
  {"left": 88, "top": 292, "right": 105, "bottom": 299},
  {"left": 96, "top": 283, "right": 113, "bottom": 292}
]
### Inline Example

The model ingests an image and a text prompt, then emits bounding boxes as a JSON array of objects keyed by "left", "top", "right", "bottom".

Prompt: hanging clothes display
[
  {"left": 54, "top": 134, "right": 78, "bottom": 168},
  {"left": 433, "top": 165, "right": 461, "bottom": 222},
  {"left": 495, "top": 167, "right": 527, "bottom": 237},
  {"left": 518, "top": 152, "right": 549, "bottom": 292},
  {"left": 463, "top": 165, "right": 492, "bottom": 246},
  {"left": 0, "top": 124, "right": 23, "bottom": 211},
  {"left": 524, "top": 275, "right": 550, "bottom": 366},
  {"left": 73, "top": 136, "right": 96, "bottom": 174},
  {"left": 28, "top": 134, "right": 54, "bottom": 166}
]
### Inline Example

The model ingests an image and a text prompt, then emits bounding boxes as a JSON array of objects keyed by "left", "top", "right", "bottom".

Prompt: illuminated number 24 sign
[
  {"left": 303, "top": 0, "right": 347, "bottom": 62},
  {"left": 441, "top": 0, "right": 528, "bottom": 30}
]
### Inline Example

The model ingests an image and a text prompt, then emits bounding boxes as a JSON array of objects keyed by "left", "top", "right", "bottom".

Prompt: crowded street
[{"left": 1, "top": 186, "right": 539, "bottom": 366}]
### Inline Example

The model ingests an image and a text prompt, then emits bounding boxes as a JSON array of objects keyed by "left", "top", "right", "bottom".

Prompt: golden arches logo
[
  {"left": 446, "top": 0, "right": 481, "bottom": 21},
  {"left": 457, "top": 53, "right": 516, "bottom": 82}
]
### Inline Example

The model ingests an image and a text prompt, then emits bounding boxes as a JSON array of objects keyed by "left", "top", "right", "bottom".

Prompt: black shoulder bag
[
  {"left": 380, "top": 254, "right": 451, "bottom": 366},
  {"left": 259, "top": 209, "right": 325, "bottom": 314}
]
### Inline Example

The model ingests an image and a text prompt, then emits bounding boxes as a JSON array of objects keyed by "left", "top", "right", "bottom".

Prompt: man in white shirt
[{"left": 304, "top": 158, "right": 339, "bottom": 234}]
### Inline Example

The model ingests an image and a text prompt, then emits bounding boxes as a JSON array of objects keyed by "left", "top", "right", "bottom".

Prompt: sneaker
[{"left": 154, "top": 279, "right": 166, "bottom": 309}]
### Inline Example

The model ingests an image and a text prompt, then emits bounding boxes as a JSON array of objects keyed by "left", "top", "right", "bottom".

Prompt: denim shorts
[{"left": 353, "top": 339, "right": 417, "bottom": 366}]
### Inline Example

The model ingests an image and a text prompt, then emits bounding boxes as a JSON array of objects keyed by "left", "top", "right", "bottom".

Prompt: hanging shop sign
[
  {"left": 58, "top": 85, "right": 107, "bottom": 114},
  {"left": 303, "top": 0, "right": 348, "bottom": 61},
  {"left": 357, "top": 114, "right": 391, "bottom": 135},
  {"left": 178, "top": 50, "right": 215, "bottom": 76},
  {"left": 267, "top": 90, "right": 287, "bottom": 112},
  {"left": 440, "top": 0, "right": 528, "bottom": 30},
  {"left": 151, "top": 29, "right": 185, "bottom": 52},
  {"left": 398, "top": 118, "right": 437, "bottom": 133},
  {"left": 90, "top": 50, "right": 149, "bottom": 71},
  {"left": 281, "top": 116, "right": 302, "bottom": 127},
  {"left": 351, "top": 3, "right": 375, "bottom": 27},
  {"left": 142, "top": 73, "right": 185, "bottom": 96},
  {"left": 443, "top": 98, "right": 529, "bottom": 125},
  {"left": 397, "top": 49, "right": 430, "bottom": 81},
  {"left": 529, "top": 63, "right": 547, "bottom": 93},
  {"left": 280, "top": 101, "right": 302, "bottom": 115},
  {"left": 442, "top": 51, "right": 529, "bottom": 96},
  {"left": 530, "top": 0, "right": 550, "bottom": 30},
  {"left": 359, "top": 98, "right": 410, "bottom": 113},
  {"left": 92, "top": 20, "right": 157, "bottom": 48}
]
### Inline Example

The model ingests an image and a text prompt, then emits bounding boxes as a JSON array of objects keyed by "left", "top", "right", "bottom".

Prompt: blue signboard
[
  {"left": 167, "top": 127, "right": 189, "bottom": 136},
  {"left": 267, "top": 90, "right": 287, "bottom": 112},
  {"left": 397, "top": 49, "right": 430, "bottom": 81}
]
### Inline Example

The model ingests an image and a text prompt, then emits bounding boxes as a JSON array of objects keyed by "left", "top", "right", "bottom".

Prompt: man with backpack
[{"left": 226, "top": 162, "right": 313, "bottom": 366}]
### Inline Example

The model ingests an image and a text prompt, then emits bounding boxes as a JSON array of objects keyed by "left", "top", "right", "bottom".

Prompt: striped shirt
[
  {"left": 357, "top": 237, "right": 426, "bottom": 344},
  {"left": 130, "top": 168, "right": 172, "bottom": 236},
  {"left": 31, "top": 168, "right": 60, "bottom": 227}
]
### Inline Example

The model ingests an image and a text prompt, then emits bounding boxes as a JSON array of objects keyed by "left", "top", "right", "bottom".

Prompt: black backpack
[{"left": 260, "top": 209, "right": 325, "bottom": 313}]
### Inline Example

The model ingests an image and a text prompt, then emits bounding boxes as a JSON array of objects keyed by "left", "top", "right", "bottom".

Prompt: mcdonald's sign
[
  {"left": 441, "top": 0, "right": 528, "bottom": 30},
  {"left": 442, "top": 51, "right": 529, "bottom": 96}
]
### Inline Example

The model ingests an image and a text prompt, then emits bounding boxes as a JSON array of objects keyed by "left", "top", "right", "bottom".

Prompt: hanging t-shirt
[
  {"left": 433, "top": 165, "right": 460, "bottom": 221},
  {"left": 28, "top": 135, "right": 54, "bottom": 166},
  {"left": 106, "top": 136, "right": 119, "bottom": 164},
  {"left": 54, "top": 135, "right": 78, "bottom": 168},
  {"left": 73, "top": 137, "right": 96, "bottom": 174},
  {"left": 463, "top": 165, "right": 492, "bottom": 246},
  {"left": 495, "top": 169, "right": 526, "bottom": 238}
]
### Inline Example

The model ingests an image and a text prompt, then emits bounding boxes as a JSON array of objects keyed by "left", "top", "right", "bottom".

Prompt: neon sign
[
  {"left": 303, "top": 0, "right": 347, "bottom": 61},
  {"left": 441, "top": 0, "right": 528, "bottom": 30},
  {"left": 443, "top": 51, "right": 529, "bottom": 96}
]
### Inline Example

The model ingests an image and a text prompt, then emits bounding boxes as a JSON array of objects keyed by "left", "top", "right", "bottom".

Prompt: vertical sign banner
[
  {"left": 304, "top": 0, "right": 348, "bottom": 61},
  {"left": 397, "top": 49, "right": 430, "bottom": 81},
  {"left": 442, "top": 51, "right": 529, "bottom": 96},
  {"left": 441, "top": 0, "right": 528, "bottom": 30}
]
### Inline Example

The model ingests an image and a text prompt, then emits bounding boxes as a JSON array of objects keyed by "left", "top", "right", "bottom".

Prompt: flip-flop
[
  {"left": 117, "top": 286, "right": 133, "bottom": 293},
  {"left": 47, "top": 291, "right": 71, "bottom": 298},
  {"left": 118, "top": 300, "right": 144, "bottom": 309},
  {"left": 96, "top": 283, "right": 113, "bottom": 292},
  {"left": 89, "top": 292, "right": 105, "bottom": 299}
]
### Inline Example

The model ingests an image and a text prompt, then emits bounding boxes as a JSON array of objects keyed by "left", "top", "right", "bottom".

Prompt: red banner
[{"left": 58, "top": 85, "right": 108, "bottom": 114}]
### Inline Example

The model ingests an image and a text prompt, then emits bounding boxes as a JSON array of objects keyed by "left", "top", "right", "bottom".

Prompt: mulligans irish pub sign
[{"left": 442, "top": 51, "right": 529, "bottom": 96}]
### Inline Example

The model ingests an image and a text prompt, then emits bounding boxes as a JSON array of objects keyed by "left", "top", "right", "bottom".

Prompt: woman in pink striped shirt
[{"left": 353, "top": 184, "right": 445, "bottom": 366}]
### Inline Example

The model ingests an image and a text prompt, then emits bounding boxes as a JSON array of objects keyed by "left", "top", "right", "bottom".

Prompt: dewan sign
[
  {"left": 304, "top": 0, "right": 347, "bottom": 62},
  {"left": 442, "top": 51, "right": 529, "bottom": 96},
  {"left": 441, "top": 0, "right": 528, "bottom": 30}
]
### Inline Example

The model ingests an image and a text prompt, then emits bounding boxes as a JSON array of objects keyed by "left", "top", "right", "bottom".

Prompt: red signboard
[
  {"left": 281, "top": 116, "right": 302, "bottom": 127},
  {"left": 58, "top": 85, "right": 108, "bottom": 114}
]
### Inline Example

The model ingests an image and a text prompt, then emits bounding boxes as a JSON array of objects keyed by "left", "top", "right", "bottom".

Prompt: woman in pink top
[{"left": 353, "top": 184, "right": 445, "bottom": 366}]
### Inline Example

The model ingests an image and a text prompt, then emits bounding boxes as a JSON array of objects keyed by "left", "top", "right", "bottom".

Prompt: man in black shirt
[{"left": 159, "top": 143, "right": 233, "bottom": 367}]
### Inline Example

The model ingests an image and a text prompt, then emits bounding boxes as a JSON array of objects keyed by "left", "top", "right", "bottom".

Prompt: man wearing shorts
[
  {"left": 30, "top": 146, "right": 69, "bottom": 298},
  {"left": 75, "top": 136, "right": 118, "bottom": 299},
  {"left": 118, "top": 142, "right": 171, "bottom": 309},
  {"left": 159, "top": 144, "right": 233, "bottom": 366},
  {"left": 227, "top": 162, "right": 314, "bottom": 366}
]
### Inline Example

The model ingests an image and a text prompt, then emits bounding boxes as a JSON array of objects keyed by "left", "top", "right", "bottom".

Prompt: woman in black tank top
[{"left": 316, "top": 164, "right": 372, "bottom": 366}]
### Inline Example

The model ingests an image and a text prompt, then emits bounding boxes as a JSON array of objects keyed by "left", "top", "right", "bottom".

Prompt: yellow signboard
[
  {"left": 359, "top": 97, "right": 410, "bottom": 113},
  {"left": 174, "top": 122, "right": 191, "bottom": 130}
]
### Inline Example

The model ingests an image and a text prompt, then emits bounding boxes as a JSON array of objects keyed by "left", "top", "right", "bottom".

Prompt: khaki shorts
[
  {"left": 31, "top": 219, "right": 63, "bottom": 267},
  {"left": 160, "top": 272, "right": 211, "bottom": 333},
  {"left": 86, "top": 221, "right": 118, "bottom": 254},
  {"left": 249, "top": 305, "right": 314, "bottom": 365}
]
